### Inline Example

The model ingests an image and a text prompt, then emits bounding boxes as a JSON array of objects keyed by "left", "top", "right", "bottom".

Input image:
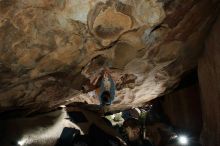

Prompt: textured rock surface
[
  {"left": 162, "top": 84, "right": 202, "bottom": 136},
  {"left": 0, "top": 0, "right": 220, "bottom": 113},
  {"left": 198, "top": 15, "right": 220, "bottom": 146}
]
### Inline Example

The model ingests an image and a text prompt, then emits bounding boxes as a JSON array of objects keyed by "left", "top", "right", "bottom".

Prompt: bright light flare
[
  {"left": 17, "top": 139, "right": 26, "bottom": 146},
  {"left": 178, "top": 135, "right": 188, "bottom": 145}
]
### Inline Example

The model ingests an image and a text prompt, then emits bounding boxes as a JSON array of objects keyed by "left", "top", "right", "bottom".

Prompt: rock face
[
  {"left": 198, "top": 15, "right": 220, "bottom": 146},
  {"left": 162, "top": 84, "right": 202, "bottom": 136},
  {"left": 0, "top": 109, "right": 81, "bottom": 146},
  {"left": 0, "top": 0, "right": 220, "bottom": 114}
]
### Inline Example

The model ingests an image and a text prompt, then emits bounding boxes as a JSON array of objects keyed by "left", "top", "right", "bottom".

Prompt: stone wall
[
  {"left": 198, "top": 15, "right": 220, "bottom": 146},
  {"left": 162, "top": 84, "right": 202, "bottom": 136}
]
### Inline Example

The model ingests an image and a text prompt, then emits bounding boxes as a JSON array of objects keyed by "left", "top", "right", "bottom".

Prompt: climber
[
  {"left": 97, "top": 68, "right": 116, "bottom": 106},
  {"left": 82, "top": 67, "right": 116, "bottom": 106}
]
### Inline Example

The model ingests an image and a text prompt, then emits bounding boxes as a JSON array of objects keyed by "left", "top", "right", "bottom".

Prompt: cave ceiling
[{"left": 0, "top": 0, "right": 219, "bottom": 114}]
